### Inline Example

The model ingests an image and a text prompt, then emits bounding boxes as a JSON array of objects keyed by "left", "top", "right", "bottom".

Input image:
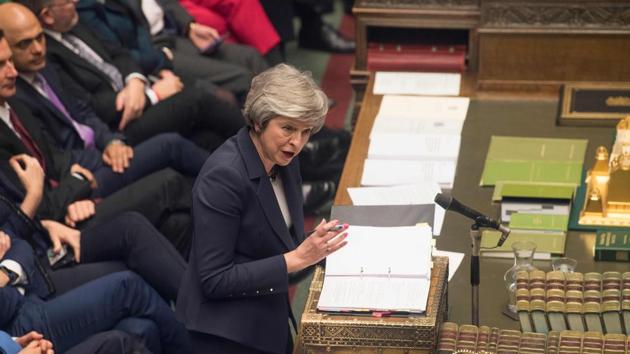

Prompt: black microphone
[{"left": 434, "top": 193, "right": 511, "bottom": 246}]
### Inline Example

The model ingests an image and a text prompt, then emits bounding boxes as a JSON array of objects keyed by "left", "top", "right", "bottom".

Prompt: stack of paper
[
  {"left": 362, "top": 94, "right": 468, "bottom": 190},
  {"left": 355, "top": 91, "right": 468, "bottom": 241},
  {"left": 318, "top": 225, "right": 433, "bottom": 313}
]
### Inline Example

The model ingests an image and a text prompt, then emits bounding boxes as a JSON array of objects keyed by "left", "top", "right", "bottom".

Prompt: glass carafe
[{"left": 504, "top": 241, "right": 537, "bottom": 313}]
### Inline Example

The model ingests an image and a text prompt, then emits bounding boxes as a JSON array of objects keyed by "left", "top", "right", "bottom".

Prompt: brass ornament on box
[{"left": 580, "top": 116, "right": 630, "bottom": 227}]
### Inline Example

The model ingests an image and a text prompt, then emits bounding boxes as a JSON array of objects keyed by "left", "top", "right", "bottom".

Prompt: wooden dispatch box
[{"left": 299, "top": 257, "right": 449, "bottom": 353}]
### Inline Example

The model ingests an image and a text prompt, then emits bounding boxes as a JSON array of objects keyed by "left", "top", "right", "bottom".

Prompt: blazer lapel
[
  {"left": 236, "top": 129, "right": 295, "bottom": 251},
  {"left": 121, "top": 0, "right": 150, "bottom": 26},
  {"left": 0, "top": 111, "right": 31, "bottom": 160},
  {"left": 16, "top": 77, "right": 75, "bottom": 131},
  {"left": 45, "top": 33, "right": 113, "bottom": 86},
  {"left": 280, "top": 161, "right": 304, "bottom": 243}
]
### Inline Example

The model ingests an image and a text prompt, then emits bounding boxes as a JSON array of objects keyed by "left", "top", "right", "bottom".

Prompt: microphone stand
[
  {"left": 469, "top": 218, "right": 510, "bottom": 326},
  {"left": 470, "top": 222, "right": 482, "bottom": 326}
]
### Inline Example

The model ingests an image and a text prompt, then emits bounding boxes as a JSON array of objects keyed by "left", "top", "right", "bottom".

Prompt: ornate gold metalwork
[
  {"left": 606, "top": 96, "right": 630, "bottom": 107},
  {"left": 580, "top": 117, "right": 630, "bottom": 227},
  {"left": 299, "top": 257, "right": 449, "bottom": 353}
]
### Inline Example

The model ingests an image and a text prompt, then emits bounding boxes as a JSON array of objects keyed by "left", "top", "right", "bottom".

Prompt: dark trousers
[
  {"left": 123, "top": 88, "right": 245, "bottom": 150},
  {"left": 7, "top": 271, "right": 191, "bottom": 354},
  {"left": 190, "top": 329, "right": 293, "bottom": 354},
  {"left": 89, "top": 132, "right": 208, "bottom": 198},
  {"left": 66, "top": 330, "right": 151, "bottom": 354},
  {"left": 83, "top": 168, "right": 195, "bottom": 251},
  {"left": 50, "top": 211, "right": 186, "bottom": 301}
]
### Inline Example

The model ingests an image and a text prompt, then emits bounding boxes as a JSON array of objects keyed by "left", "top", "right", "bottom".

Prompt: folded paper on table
[
  {"left": 373, "top": 72, "right": 461, "bottom": 96},
  {"left": 361, "top": 159, "right": 456, "bottom": 189},
  {"left": 368, "top": 133, "right": 461, "bottom": 161}
]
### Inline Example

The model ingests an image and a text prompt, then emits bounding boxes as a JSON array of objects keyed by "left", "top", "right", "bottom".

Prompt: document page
[
  {"left": 325, "top": 225, "right": 433, "bottom": 278},
  {"left": 360, "top": 159, "right": 456, "bottom": 188},
  {"left": 370, "top": 117, "right": 464, "bottom": 137},
  {"left": 318, "top": 277, "right": 430, "bottom": 313},
  {"left": 367, "top": 133, "right": 461, "bottom": 160},
  {"left": 376, "top": 95, "right": 469, "bottom": 121},
  {"left": 373, "top": 72, "right": 461, "bottom": 96}
]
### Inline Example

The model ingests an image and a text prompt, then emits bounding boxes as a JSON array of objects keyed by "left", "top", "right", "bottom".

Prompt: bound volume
[
  {"left": 515, "top": 270, "right": 630, "bottom": 335},
  {"left": 437, "top": 322, "right": 630, "bottom": 353}
]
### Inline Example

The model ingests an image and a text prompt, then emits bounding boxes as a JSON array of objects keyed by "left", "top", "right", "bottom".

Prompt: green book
[
  {"left": 480, "top": 230, "right": 566, "bottom": 258},
  {"left": 595, "top": 229, "right": 630, "bottom": 262},
  {"left": 480, "top": 136, "right": 588, "bottom": 186},
  {"left": 492, "top": 181, "right": 575, "bottom": 202},
  {"left": 509, "top": 213, "right": 569, "bottom": 232}
]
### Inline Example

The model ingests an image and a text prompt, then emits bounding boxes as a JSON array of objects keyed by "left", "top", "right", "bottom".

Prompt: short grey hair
[{"left": 243, "top": 64, "right": 328, "bottom": 133}]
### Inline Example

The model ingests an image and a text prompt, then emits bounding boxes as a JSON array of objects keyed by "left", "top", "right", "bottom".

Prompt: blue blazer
[
  {"left": 176, "top": 128, "right": 305, "bottom": 354},
  {"left": 76, "top": 0, "right": 173, "bottom": 76}
]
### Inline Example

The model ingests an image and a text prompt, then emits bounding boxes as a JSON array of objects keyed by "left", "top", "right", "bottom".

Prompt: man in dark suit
[
  {"left": 1, "top": 3, "right": 210, "bottom": 182},
  {"left": 0, "top": 156, "right": 185, "bottom": 300},
  {"left": 12, "top": 0, "right": 245, "bottom": 151},
  {"left": 76, "top": 0, "right": 269, "bottom": 102},
  {"left": 0, "top": 29, "right": 198, "bottom": 249},
  {"left": 1, "top": 238, "right": 190, "bottom": 353}
]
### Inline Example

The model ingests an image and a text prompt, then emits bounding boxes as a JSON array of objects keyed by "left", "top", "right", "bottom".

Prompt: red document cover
[{"left": 367, "top": 43, "right": 467, "bottom": 72}]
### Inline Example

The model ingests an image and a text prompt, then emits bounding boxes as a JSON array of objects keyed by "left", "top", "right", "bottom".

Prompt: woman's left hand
[{"left": 284, "top": 219, "right": 348, "bottom": 273}]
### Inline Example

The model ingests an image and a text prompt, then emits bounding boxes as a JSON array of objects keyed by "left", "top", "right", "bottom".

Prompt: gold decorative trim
[
  {"left": 558, "top": 82, "right": 630, "bottom": 127},
  {"left": 299, "top": 258, "right": 449, "bottom": 352}
]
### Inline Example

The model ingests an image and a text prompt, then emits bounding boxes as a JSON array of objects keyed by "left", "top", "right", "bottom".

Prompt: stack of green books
[{"left": 479, "top": 136, "right": 588, "bottom": 258}]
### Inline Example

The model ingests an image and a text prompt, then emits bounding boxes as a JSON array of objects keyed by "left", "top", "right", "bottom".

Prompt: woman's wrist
[{"left": 284, "top": 251, "right": 307, "bottom": 273}]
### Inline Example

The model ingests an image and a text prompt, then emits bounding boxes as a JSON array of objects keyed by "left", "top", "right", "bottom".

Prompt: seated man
[
  {"left": 0, "top": 155, "right": 186, "bottom": 301},
  {"left": 76, "top": 0, "right": 268, "bottom": 102},
  {"left": 1, "top": 6, "right": 209, "bottom": 176},
  {"left": 10, "top": 1, "right": 244, "bottom": 151},
  {"left": 0, "top": 27, "right": 205, "bottom": 243},
  {"left": 0, "top": 235, "right": 190, "bottom": 353}
]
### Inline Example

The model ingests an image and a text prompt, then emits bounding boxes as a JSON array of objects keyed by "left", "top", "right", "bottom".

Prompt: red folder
[{"left": 367, "top": 43, "right": 467, "bottom": 73}]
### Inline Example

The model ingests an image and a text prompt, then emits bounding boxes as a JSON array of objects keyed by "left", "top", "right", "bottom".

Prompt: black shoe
[
  {"left": 299, "top": 23, "right": 356, "bottom": 53},
  {"left": 303, "top": 181, "right": 336, "bottom": 215}
]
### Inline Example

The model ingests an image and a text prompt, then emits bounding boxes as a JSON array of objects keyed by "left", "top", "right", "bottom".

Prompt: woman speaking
[{"left": 176, "top": 64, "right": 348, "bottom": 353}]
